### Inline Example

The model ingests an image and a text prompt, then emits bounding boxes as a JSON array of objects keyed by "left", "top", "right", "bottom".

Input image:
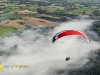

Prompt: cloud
[{"left": 0, "top": 19, "right": 100, "bottom": 75}]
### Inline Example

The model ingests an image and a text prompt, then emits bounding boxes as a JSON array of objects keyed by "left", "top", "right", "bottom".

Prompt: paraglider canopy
[{"left": 52, "top": 30, "right": 89, "bottom": 43}]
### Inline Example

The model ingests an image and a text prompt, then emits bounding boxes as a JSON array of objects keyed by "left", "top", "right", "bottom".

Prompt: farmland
[{"left": 0, "top": 0, "right": 100, "bottom": 35}]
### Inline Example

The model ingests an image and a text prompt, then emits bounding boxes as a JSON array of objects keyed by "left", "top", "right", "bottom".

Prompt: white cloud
[{"left": 0, "top": 19, "right": 100, "bottom": 75}]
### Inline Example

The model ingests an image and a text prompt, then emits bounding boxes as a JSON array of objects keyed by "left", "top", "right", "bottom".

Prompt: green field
[{"left": 0, "top": 25, "right": 17, "bottom": 36}]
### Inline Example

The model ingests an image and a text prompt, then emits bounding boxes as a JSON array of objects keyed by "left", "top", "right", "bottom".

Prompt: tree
[
  {"left": 82, "top": 11, "right": 86, "bottom": 15},
  {"left": 92, "top": 10, "right": 100, "bottom": 16},
  {"left": 62, "top": 0, "right": 67, "bottom": 6},
  {"left": 19, "top": 0, "right": 30, "bottom": 4}
]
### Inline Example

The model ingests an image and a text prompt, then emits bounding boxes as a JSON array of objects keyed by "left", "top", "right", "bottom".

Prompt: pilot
[{"left": 65, "top": 57, "right": 70, "bottom": 61}]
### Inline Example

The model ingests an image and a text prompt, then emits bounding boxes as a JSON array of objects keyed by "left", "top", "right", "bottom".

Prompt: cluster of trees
[
  {"left": 48, "top": 0, "right": 100, "bottom": 3},
  {"left": 19, "top": 0, "right": 30, "bottom": 4},
  {"left": 92, "top": 10, "right": 100, "bottom": 16},
  {"left": 8, "top": 0, "right": 30, "bottom": 4},
  {"left": 8, "top": 0, "right": 100, "bottom": 5}
]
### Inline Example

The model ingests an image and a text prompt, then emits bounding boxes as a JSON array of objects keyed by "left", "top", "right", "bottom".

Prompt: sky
[{"left": 0, "top": 18, "right": 100, "bottom": 75}]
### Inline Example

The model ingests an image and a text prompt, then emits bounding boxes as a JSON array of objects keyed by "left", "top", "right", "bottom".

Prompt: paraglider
[
  {"left": 52, "top": 30, "right": 89, "bottom": 43},
  {"left": 52, "top": 30, "right": 89, "bottom": 61}
]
